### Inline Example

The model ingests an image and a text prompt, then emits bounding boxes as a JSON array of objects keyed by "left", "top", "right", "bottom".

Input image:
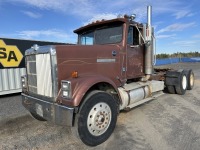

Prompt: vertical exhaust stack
[
  {"left": 144, "top": 5, "right": 153, "bottom": 76},
  {"left": 147, "top": 6, "right": 152, "bottom": 35}
]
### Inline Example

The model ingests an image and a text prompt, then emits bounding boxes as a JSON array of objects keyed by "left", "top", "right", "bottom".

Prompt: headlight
[
  {"left": 62, "top": 82, "right": 70, "bottom": 90},
  {"left": 63, "top": 91, "right": 69, "bottom": 97},
  {"left": 61, "top": 81, "right": 71, "bottom": 99}
]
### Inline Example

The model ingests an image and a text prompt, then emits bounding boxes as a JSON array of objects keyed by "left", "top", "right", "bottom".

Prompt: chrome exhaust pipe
[
  {"left": 144, "top": 5, "right": 153, "bottom": 76},
  {"left": 147, "top": 6, "right": 152, "bottom": 29}
]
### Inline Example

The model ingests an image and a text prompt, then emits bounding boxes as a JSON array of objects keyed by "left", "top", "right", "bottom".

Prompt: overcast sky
[{"left": 0, "top": 0, "right": 200, "bottom": 54}]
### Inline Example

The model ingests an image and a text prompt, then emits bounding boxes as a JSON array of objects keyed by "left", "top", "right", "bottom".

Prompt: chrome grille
[{"left": 27, "top": 53, "right": 53, "bottom": 97}]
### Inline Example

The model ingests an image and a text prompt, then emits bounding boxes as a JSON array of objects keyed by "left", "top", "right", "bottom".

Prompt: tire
[
  {"left": 185, "top": 69, "right": 194, "bottom": 90},
  {"left": 167, "top": 85, "right": 176, "bottom": 94},
  {"left": 71, "top": 91, "right": 118, "bottom": 146},
  {"left": 175, "top": 71, "right": 187, "bottom": 95},
  {"left": 30, "top": 112, "right": 46, "bottom": 121}
]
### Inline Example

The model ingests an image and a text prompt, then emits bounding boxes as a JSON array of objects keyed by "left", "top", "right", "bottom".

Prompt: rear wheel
[
  {"left": 185, "top": 70, "right": 194, "bottom": 90},
  {"left": 71, "top": 91, "right": 118, "bottom": 146},
  {"left": 167, "top": 85, "right": 176, "bottom": 94},
  {"left": 175, "top": 71, "right": 187, "bottom": 95}
]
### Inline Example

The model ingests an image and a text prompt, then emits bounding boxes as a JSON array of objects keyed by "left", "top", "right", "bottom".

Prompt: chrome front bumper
[{"left": 22, "top": 93, "right": 74, "bottom": 126}]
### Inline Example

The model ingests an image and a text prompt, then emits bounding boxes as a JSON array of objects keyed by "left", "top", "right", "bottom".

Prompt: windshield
[{"left": 79, "top": 25, "right": 123, "bottom": 45}]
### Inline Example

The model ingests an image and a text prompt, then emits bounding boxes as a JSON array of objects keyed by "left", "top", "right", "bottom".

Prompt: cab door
[{"left": 126, "top": 25, "right": 144, "bottom": 79}]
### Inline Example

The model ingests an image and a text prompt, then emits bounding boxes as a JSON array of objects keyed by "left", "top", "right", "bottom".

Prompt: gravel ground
[{"left": 0, "top": 62, "right": 200, "bottom": 150}]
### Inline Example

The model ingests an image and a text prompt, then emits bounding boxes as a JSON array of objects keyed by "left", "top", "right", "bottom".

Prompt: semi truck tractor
[{"left": 21, "top": 6, "right": 194, "bottom": 146}]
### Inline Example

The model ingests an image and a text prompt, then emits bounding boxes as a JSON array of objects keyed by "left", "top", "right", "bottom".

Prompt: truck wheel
[
  {"left": 72, "top": 91, "right": 118, "bottom": 146},
  {"left": 167, "top": 85, "right": 176, "bottom": 94},
  {"left": 185, "top": 70, "right": 194, "bottom": 90},
  {"left": 175, "top": 71, "right": 187, "bottom": 95},
  {"left": 30, "top": 112, "right": 46, "bottom": 121}
]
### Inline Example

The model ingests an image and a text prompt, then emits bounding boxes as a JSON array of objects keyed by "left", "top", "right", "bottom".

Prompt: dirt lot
[{"left": 0, "top": 62, "right": 200, "bottom": 150}]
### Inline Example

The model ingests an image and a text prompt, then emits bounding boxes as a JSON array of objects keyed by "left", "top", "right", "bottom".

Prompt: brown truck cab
[{"left": 21, "top": 6, "right": 194, "bottom": 146}]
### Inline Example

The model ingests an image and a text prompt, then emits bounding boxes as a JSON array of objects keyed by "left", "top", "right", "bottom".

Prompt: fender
[{"left": 57, "top": 73, "right": 120, "bottom": 107}]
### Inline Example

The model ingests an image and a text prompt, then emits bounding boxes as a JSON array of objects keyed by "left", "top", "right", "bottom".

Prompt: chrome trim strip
[
  {"left": 97, "top": 58, "right": 116, "bottom": 63},
  {"left": 50, "top": 47, "right": 58, "bottom": 101},
  {"left": 25, "top": 45, "right": 54, "bottom": 56}
]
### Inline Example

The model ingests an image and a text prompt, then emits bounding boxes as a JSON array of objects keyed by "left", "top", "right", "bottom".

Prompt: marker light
[{"left": 71, "top": 71, "right": 78, "bottom": 78}]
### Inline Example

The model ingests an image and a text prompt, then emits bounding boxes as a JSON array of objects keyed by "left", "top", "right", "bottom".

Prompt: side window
[
  {"left": 80, "top": 32, "right": 94, "bottom": 45},
  {"left": 127, "top": 26, "right": 139, "bottom": 45},
  {"left": 127, "top": 27, "right": 133, "bottom": 45}
]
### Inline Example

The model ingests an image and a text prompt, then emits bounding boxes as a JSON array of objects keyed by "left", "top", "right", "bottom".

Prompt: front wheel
[{"left": 72, "top": 91, "right": 118, "bottom": 146}]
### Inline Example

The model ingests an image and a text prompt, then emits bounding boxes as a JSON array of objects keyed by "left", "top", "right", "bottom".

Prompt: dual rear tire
[
  {"left": 175, "top": 71, "right": 187, "bottom": 95},
  {"left": 185, "top": 69, "right": 195, "bottom": 90},
  {"left": 166, "top": 69, "right": 194, "bottom": 95}
]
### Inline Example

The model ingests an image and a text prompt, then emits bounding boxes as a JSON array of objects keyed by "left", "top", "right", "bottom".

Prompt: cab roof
[{"left": 74, "top": 18, "right": 134, "bottom": 34}]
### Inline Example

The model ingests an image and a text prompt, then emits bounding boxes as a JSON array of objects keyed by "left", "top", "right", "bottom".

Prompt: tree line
[{"left": 156, "top": 51, "right": 200, "bottom": 59}]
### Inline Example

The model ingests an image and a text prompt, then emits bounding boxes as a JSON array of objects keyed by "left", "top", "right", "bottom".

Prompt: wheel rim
[
  {"left": 87, "top": 102, "right": 112, "bottom": 136},
  {"left": 182, "top": 75, "right": 187, "bottom": 90},
  {"left": 190, "top": 73, "right": 194, "bottom": 87}
]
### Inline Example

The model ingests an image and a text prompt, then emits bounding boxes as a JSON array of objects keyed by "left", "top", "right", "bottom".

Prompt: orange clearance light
[{"left": 71, "top": 71, "right": 78, "bottom": 78}]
